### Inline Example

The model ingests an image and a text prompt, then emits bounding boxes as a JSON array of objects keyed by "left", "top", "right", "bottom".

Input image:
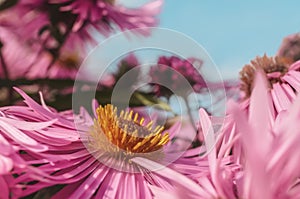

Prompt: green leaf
[{"left": 133, "top": 92, "right": 173, "bottom": 112}]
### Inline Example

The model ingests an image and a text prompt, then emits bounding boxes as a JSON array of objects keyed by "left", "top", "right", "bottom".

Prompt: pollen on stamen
[{"left": 89, "top": 104, "right": 170, "bottom": 155}]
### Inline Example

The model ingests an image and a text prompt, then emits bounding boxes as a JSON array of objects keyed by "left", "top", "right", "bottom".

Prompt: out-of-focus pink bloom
[
  {"left": 277, "top": 32, "right": 300, "bottom": 63},
  {"left": 99, "top": 74, "right": 116, "bottom": 87},
  {"left": 2, "top": 88, "right": 200, "bottom": 198},
  {"left": 0, "top": 0, "right": 162, "bottom": 55},
  {"left": 100, "top": 53, "right": 140, "bottom": 88},
  {"left": 231, "top": 71, "right": 300, "bottom": 198},
  {"left": 150, "top": 56, "right": 205, "bottom": 97},
  {"left": 240, "top": 55, "right": 300, "bottom": 114},
  {"left": 50, "top": 0, "right": 163, "bottom": 34},
  {"left": 143, "top": 71, "right": 300, "bottom": 199},
  {"left": 0, "top": 27, "right": 82, "bottom": 80}
]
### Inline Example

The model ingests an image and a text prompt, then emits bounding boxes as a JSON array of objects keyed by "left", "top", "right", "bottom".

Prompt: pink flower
[
  {"left": 134, "top": 108, "right": 240, "bottom": 199},
  {"left": 231, "top": 71, "right": 300, "bottom": 198},
  {"left": 0, "top": 88, "right": 200, "bottom": 198},
  {"left": 0, "top": 88, "right": 82, "bottom": 198},
  {"left": 0, "top": 27, "right": 82, "bottom": 80},
  {"left": 277, "top": 32, "right": 300, "bottom": 63},
  {"left": 1, "top": 0, "right": 162, "bottom": 56},
  {"left": 100, "top": 53, "right": 140, "bottom": 88},
  {"left": 51, "top": 0, "right": 163, "bottom": 34},
  {"left": 146, "top": 71, "right": 300, "bottom": 199},
  {"left": 150, "top": 56, "right": 205, "bottom": 97},
  {"left": 240, "top": 55, "right": 300, "bottom": 114}
]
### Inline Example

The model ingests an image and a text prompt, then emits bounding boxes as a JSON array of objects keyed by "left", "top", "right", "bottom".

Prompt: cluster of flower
[{"left": 1, "top": 0, "right": 300, "bottom": 198}]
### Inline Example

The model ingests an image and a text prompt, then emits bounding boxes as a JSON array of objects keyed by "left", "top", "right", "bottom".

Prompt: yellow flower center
[{"left": 89, "top": 104, "right": 169, "bottom": 154}]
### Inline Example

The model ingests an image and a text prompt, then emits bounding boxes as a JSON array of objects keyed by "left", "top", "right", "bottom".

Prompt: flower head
[
  {"left": 150, "top": 56, "right": 205, "bottom": 97},
  {"left": 100, "top": 53, "right": 140, "bottom": 89},
  {"left": 1, "top": 0, "right": 162, "bottom": 57},
  {"left": 145, "top": 71, "right": 300, "bottom": 199},
  {"left": 0, "top": 88, "right": 199, "bottom": 198},
  {"left": 232, "top": 71, "right": 300, "bottom": 198},
  {"left": 87, "top": 104, "right": 169, "bottom": 164},
  {"left": 0, "top": 27, "right": 82, "bottom": 80},
  {"left": 240, "top": 54, "right": 300, "bottom": 113},
  {"left": 277, "top": 32, "right": 300, "bottom": 63},
  {"left": 51, "top": 0, "right": 163, "bottom": 34}
]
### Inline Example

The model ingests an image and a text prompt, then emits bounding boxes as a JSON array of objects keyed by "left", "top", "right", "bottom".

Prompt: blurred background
[{"left": 121, "top": 0, "right": 300, "bottom": 79}]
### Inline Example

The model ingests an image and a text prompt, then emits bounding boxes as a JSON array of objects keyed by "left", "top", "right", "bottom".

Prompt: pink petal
[
  {"left": 0, "top": 120, "right": 48, "bottom": 152},
  {"left": 132, "top": 157, "right": 206, "bottom": 197},
  {"left": 0, "top": 154, "right": 13, "bottom": 174}
]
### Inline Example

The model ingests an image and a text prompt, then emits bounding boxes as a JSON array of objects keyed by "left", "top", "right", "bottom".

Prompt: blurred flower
[
  {"left": 240, "top": 55, "right": 300, "bottom": 113},
  {"left": 0, "top": 0, "right": 162, "bottom": 58},
  {"left": 0, "top": 27, "right": 82, "bottom": 80},
  {"left": 231, "top": 71, "right": 300, "bottom": 198},
  {"left": 277, "top": 32, "right": 300, "bottom": 63},
  {"left": 51, "top": 0, "right": 163, "bottom": 34},
  {"left": 114, "top": 53, "right": 139, "bottom": 81},
  {"left": 143, "top": 71, "right": 300, "bottom": 199},
  {"left": 2, "top": 88, "right": 200, "bottom": 198},
  {"left": 99, "top": 74, "right": 116, "bottom": 87},
  {"left": 150, "top": 56, "right": 205, "bottom": 97},
  {"left": 100, "top": 53, "right": 140, "bottom": 89}
]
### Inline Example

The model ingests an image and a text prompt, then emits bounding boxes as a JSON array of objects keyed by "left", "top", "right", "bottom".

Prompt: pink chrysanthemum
[
  {"left": 50, "top": 0, "right": 163, "bottom": 34},
  {"left": 145, "top": 72, "right": 300, "bottom": 199},
  {"left": 150, "top": 56, "right": 205, "bottom": 97},
  {"left": 231, "top": 72, "right": 300, "bottom": 198},
  {"left": 277, "top": 32, "right": 300, "bottom": 63},
  {"left": 0, "top": 89, "right": 83, "bottom": 198},
  {"left": 134, "top": 108, "right": 241, "bottom": 199},
  {"left": 0, "top": 133, "right": 29, "bottom": 199},
  {"left": 1, "top": 0, "right": 162, "bottom": 55},
  {"left": 240, "top": 55, "right": 300, "bottom": 113},
  {"left": 0, "top": 88, "right": 200, "bottom": 198}
]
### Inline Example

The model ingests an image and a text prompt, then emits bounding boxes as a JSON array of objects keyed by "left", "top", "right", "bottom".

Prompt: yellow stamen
[{"left": 91, "top": 104, "right": 170, "bottom": 154}]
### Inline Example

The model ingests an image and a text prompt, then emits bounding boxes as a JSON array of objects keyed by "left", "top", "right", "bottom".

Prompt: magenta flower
[
  {"left": 100, "top": 53, "right": 140, "bottom": 89},
  {"left": 0, "top": 131, "right": 29, "bottom": 199},
  {"left": 1, "top": 0, "right": 162, "bottom": 57},
  {"left": 277, "top": 32, "right": 300, "bottom": 63},
  {"left": 50, "top": 0, "right": 163, "bottom": 34},
  {"left": 0, "top": 88, "right": 201, "bottom": 198},
  {"left": 240, "top": 55, "right": 300, "bottom": 114},
  {"left": 150, "top": 56, "right": 205, "bottom": 97},
  {"left": 0, "top": 26, "right": 83, "bottom": 80},
  {"left": 0, "top": 88, "right": 83, "bottom": 198}
]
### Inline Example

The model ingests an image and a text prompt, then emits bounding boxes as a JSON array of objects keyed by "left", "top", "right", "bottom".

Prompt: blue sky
[
  {"left": 159, "top": 0, "right": 300, "bottom": 78},
  {"left": 120, "top": 0, "right": 300, "bottom": 79}
]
